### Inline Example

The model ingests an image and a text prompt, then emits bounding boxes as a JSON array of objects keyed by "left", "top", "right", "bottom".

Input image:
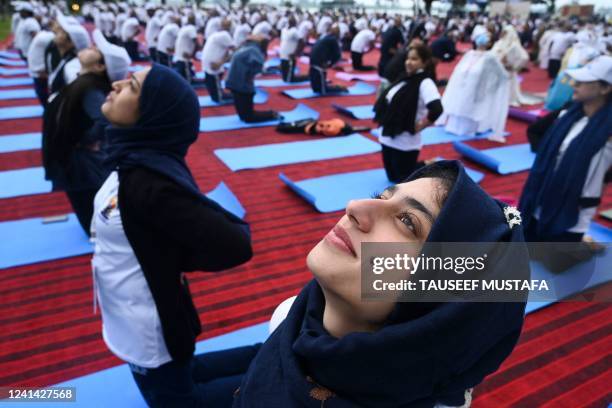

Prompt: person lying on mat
[
  {"left": 225, "top": 35, "right": 281, "bottom": 123},
  {"left": 185, "top": 160, "right": 529, "bottom": 407},
  {"left": 519, "top": 55, "right": 611, "bottom": 249},
  {"left": 93, "top": 63, "right": 253, "bottom": 407},
  {"left": 309, "top": 23, "right": 348, "bottom": 95},
  {"left": 374, "top": 44, "right": 443, "bottom": 183}
]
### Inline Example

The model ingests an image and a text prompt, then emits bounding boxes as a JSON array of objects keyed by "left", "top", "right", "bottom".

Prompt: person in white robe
[{"left": 438, "top": 33, "right": 509, "bottom": 143}]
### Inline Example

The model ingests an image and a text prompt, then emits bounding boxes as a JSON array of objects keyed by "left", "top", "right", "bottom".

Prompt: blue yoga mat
[
  {"left": 0, "top": 76, "right": 34, "bottom": 87},
  {"left": 371, "top": 126, "right": 510, "bottom": 146},
  {"left": 280, "top": 166, "right": 484, "bottom": 213},
  {"left": 282, "top": 81, "right": 376, "bottom": 99},
  {"left": 200, "top": 103, "right": 319, "bottom": 132},
  {"left": 0, "top": 132, "right": 41, "bottom": 153},
  {"left": 215, "top": 133, "right": 380, "bottom": 171},
  {"left": 0, "top": 105, "right": 43, "bottom": 120},
  {"left": 333, "top": 103, "right": 374, "bottom": 120},
  {"left": 0, "top": 50, "right": 21, "bottom": 59},
  {"left": 0, "top": 57, "right": 26, "bottom": 66},
  {"left": 206, "top": 181, "right": 246, "bottom": 219},
  {"left": 0, "top": 67, "right": 29, "bottom": 75},
  {"left": 0, "top": 88, "right": 37, "bottom": 100},
  {"left": 198, "top": 88, "right": 268, "bottom": 107},
  {"left": 453, "top": 142, "right": 535, "bottom": 174},
  {"left": 0, "top": 167, "right": 52, "bottom": 198}
]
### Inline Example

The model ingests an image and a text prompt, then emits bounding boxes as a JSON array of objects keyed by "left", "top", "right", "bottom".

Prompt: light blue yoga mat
[
  {"left": 0, "top": 66, "right": 29, "bottom": 75},
  {"left": 453, "top": 142, "right": 536, "bottom": 174},
  {"left": 280, "top": 166, "right": 484, "bottom": 213},
  {"left": 283, "top": 81, "right": 376, "bottom": 99},
  {"left": 0, "top": 76, "right": 34, "bottom": 87},
  {"left": 371, "top": 126, "right": 510, "bottom": 146},
  {"left": 0, "top": 132, "right": 41, "bottom": 153},
  {"left": 198, "top": 88, "right": 268, "bottom": 107},
  {"left": 206, "top": 181, "right": 246, "bottom": 219},
  {"left": 0, "top": 88, "right": 37, "bottom": 100},
  {"left": 200, "top": 103, "right": 319, "bottom": 132},
  {"left": 333, "top": 103, "right": 374, "bottom": 120},
  {"left": 8, "top": 323, "right": 269, "bottom": 407},
  {"left": 0, "top": 57, "right": 26, "bottom": 66},
  {"left": 0, "top": 50, "right": 21, "bottom": 59},
  {"left": 0, "top": 105, "right": 43, "bottom": 120},
  {"left": 0, "top": 167, "right": 52, "bottom": 198},
  {"left": 215, "top": 133, "right": 381, "bottom": 171}
]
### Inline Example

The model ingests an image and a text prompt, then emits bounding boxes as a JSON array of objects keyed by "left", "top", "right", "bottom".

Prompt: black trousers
[
  {"left": 157, "top": 51, "right": 172, "bottom": 68},
  {"left": 204, "top": 72, "right": 231, "bottom": 103},
  {"left": 149, "top": 47, "right": 158, "bottom": 62},
  {"left": 381, "top": 145, "right": 424, "bottom": 183},
  {"left": 351, "top": 51, "right": 375, "bottom": 71},
  {"left": 65, "top": 188, "right": 98, "bottom": 236},
  {"left": 231, "top": 91, "right": 278, "bottom": 123},
  {"left": 33, "top": 77, "right": 48, "bottom": 107},
  {"left": 548, "top": 59, "right": 561, "bottom": 79},
  {"left": 280, "top": 58, "right": 309, "bottom": 83},
  {"left": 308, "top": 66, "right": 347, "bottom": 95},
  {"left": 174, "top": 60, "right": 194, "bottom": 83}
]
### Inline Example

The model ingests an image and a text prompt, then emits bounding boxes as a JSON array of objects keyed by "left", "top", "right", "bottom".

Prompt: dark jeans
[
  {"left": 309, "top": 66, "right": 347, "bottom": 95},
  {"left": 381, "top": 145, "right": 424, "bottom": 183},
  {"left": 351, "top": 51, "right": 375, "bottom": 71},
  {"left": 157, "top": 51, "right": 172, "bottom": 68},
  {"left": 149, "top": 47, "right": 158, "bottom": 62},
  {"left": 33, "top": 76, "right": 48, "bottom": 107},
  {"left": 123, "top": 40, "right": 140, "bottom": 61},
  {"left": 204, "top": 72, "right": 231, "bottom": 103},
  {"left": 65, "top": 188, "right": 98, "bottom": 236},
  {"left": 175, "top": 60, "right": 194, "bottom": 83},
  {"left": 129, "top": 345, "right": 261, "bottom": 408},
  {"left": 280, "top": 58, "right": 308, "bottom": 83},
  {"left": 548, "top": 59, "right": 561, "bottom": 79},
  {"left": 231, "top": 90, "right": 278, "bottom": 123}
]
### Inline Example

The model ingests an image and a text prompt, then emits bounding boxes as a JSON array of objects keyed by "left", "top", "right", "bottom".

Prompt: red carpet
[{"left": 0, "top": 37, "right": 610, "bottom": 407}]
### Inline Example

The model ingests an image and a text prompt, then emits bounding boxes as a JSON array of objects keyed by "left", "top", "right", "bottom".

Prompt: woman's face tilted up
[
  {"left": 307, "top": 177, "right": 444, "bottom": 326},
  {"left": 102, "top": 68, "right": 151, "bottom": 127}
]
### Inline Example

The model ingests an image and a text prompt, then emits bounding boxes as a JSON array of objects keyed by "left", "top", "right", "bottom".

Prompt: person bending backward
[
  {"left": 374, "top": 44, "right": 443, "bottom": 183},
  {"left": 185, "top": 160, "right": 529, "bottom": 407},
  {"left": 43, "top": 30, "right": 131, "bottom": 235},
  {"left": 92, "top": 64, "right": 253, "bottom": 407},
  {"left": 225, "top": 35, "right": 280, "bottom": 123},
  {"left": 309, "top": 23, "right": 348, "bottom": 95}
]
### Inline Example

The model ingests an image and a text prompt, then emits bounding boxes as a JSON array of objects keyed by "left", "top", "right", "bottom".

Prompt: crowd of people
[{"left": 6, "top": 0, "right": 612, "bottom": 406}]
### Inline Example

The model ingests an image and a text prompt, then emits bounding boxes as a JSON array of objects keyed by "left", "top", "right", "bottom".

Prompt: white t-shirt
[
  {"left": 252, "top": 21, "right": 273, "bottom": 39},
  {"left": 27, "top": 30, "right": 54, "bottom": 77},
  {"left": 201, "top": 30, "right": 233, "bottom": 74},
  {"left": 378, "top": 77, "right": 440, "bottom": 151},
  {"left": 174, "top": 24, "right": 197, "bottom": 62},
  {"left": 233, "top": 23, "right": 251, "bottom": 48},
  {"left": 145, "top": 16, "right": 163, "bottom": 48},
  {"left": 316, "top": 16, "right": 332, "bottom": 36},
  {"left": 354, "top": 17, "right": 368, "bottom": 32},
  {"left": 15, "top": 17, "right": 41, "bottom": 55},
  {"left": 338, "top": 22, "right": 349, "bottom": 40},
  {"left": 298, "top": 20, "right": 313, "bottom": 40},
  {"left": 157, "top": 23, "right": 180, "bottom": 54},
  {"left": 121, "top": 17, "right": 140, "bottom": 43},
  {"left": 279, "top": 27, "right": 301, "bottom": 59},
  {"left": 92, "top": 172, "right": 173, "bottom": 369},
  {"left": 114, "top": 13, "right": 128, "bottom": 39},
  {"left": 204, "top": 16, "right": 221, "bottom": 39},
  {"left": 351, "top": 29, "right": 376, "bottom": 53},
  {"left": 549, "top": 32, "right": 576, "bottom": 60}
]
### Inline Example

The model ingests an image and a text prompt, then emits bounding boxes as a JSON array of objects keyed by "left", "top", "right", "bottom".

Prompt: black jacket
[{"left": 118, "top": 167, "right": 253, "bottom": 362}]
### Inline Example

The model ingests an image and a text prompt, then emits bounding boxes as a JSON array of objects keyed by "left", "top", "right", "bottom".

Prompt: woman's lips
[{"left": 324, "top": 225, "right": 357, "bottom": 257}]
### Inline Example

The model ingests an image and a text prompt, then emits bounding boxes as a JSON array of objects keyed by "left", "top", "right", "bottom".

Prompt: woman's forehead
[{"left": 393, "top": 178, "right": 443, "bottom": 210}]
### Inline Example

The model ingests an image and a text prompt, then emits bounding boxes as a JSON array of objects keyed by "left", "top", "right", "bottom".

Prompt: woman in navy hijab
[{"left": 91, "top": 64, "right": 254, "bottom": 407}]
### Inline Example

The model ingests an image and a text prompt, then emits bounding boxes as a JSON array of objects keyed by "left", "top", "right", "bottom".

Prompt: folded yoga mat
[
  {"left": 508, "top": 106, "right": 547, "bottom": 124},
  {"left": 0, "top": 182, "right": 245, "bottom": 269},
  {"left": 200, "top": 103, "right": 319, "bottom": 132},
  {"left": 371, "top": 126, "right": 510, "bottom": 146},
  {"left": 0, "top": 132, "right": 41, "bottom": 153},
  {"left": 215, "top": 133, "right": 380, "bottom": 171},
  {"left": 0, "top": 57, "right": 26, "bottom": 66},
  {"left": 0, "top": 104, "right": 43, "bottom": 120},
  {"left": 280, "top": 166, "right": 484, "bottom": 213},
  {"left": 453, "top": 142, "right": 536, "bottom": 174},
  {"left": 198, "top": 88, "right": 268, "bottom": 107},
  {"left": 0, "top": 66, "right": 30, "bottom": 75},
  {"left": 282, "top": 81, "right": 376, "bottom": 99},
  {"left": 333, "top": 103, "right": 374, "bottom": 120},
  {"left": 0, "top": 88, "right": 37, "bottom": 100},
  {"left": 0, "top": 76, "right": 34, "bottom": 87},
  {"left": 335, "top": 72, "right": 381, "bottom": 82}
]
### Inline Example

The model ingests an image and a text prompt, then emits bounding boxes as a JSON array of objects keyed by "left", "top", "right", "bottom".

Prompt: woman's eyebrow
[
  {"left": 404, "top": 196, "right": 436, "bottom": 226},
  {"left": 131, "top": 75, "right": 141, "bottom": 90},
  {"left": 382, "top": 185, "right": 398, "bottom": 196}
]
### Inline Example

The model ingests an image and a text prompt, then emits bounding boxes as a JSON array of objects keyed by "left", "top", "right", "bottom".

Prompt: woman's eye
[
  {"left": 398, "top": 213, "right": 417, "bottom": 234},
  {"left": 371, "top": 191, "right": 384, "bottom": 199}
]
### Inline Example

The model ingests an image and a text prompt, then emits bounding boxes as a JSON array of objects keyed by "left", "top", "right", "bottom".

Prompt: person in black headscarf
[
  {"left": 92, "top": 63, "right": 253, "bottom": 407},
  {"left": 42, "top": 30, "right": 131, "bottom": 234},
  {"left": 184, "top": 160, "right": 529, "bottom": 407}
]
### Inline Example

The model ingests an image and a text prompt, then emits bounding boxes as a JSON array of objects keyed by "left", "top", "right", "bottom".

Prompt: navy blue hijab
[
  {"left": 519, "top": 101, "right": 612, "bottom": 238},
  {"left": 105, "top": 63, "right": 203, "bottom": 199},
  {"left": 234, "top": 161, "right": 529, "bottom": 407}
]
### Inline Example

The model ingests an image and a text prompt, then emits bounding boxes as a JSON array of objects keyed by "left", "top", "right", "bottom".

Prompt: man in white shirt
[
  {"left": 204, "top": 11, "right": 221, "bottom": 39},
  {"left": 14, "top": 5, "right": 41, "bottom": 59},
  {"left": 121, "top": 13, "right": 142, "bottom": 61},
  {"left": 350, "top": 27, "right": 377, "bottom": 71},
  {"left": 145, "top": 9, "right": 163, "bottom": 62},
  {"left": 233, "top": 16, "right": 251, "bottom": 48},
  {"left": 27, "top": 30, "right": 54, "bottom": 105},
  {"left": 156, "top": 16, "right": 180, "bottom": 67},
  {"left": 548, "top": 24, "right": 576, "bottom": 79},
  {"left": 279, "top": 17, "right": 308, "bottom": 83},
  {"left": 252, "top": 16, "right": 275, "bottom": 54},
  {"left": 174, "top": 15, "right": 199, "bottom": 82},
  {"left": 201, "top": 18, "right": 234, "bottom": 102},
  {"left": 298, "top": 19, "right": 314, "bottom": 43}
]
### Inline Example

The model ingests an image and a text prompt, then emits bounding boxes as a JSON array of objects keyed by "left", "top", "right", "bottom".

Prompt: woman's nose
[{"left": 346, "top": 198, "right": 385, "bottom": 233}]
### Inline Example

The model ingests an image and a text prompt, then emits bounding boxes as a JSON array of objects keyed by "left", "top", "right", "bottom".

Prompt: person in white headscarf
[
  {"left": 437, "top": 33, "right": 510, "bottom": 143},
  {"left": 492, "top": 25, "right": 542, "bottom": 107}
]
